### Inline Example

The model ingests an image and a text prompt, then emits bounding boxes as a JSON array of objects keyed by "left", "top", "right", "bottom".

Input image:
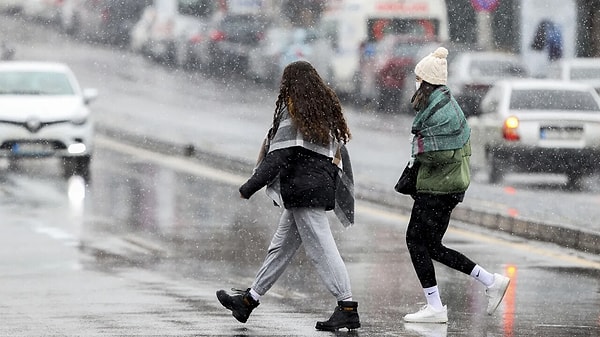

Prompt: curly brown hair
[{"left": 270, "top": 61, "right": 351, "bottom": 145}]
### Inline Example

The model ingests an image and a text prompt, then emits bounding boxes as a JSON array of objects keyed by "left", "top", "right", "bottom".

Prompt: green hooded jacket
[{"left": 412, "top": 86, "right": 471, "bottom": 194}]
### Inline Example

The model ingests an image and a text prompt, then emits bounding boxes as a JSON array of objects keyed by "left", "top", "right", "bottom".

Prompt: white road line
[{"left": 97, "top": 135, "right": 246, "bottom": 185}]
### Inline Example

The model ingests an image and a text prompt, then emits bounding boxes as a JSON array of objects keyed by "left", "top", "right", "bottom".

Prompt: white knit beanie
[{"left": 415, "top": 47, "right": 448, "bottom": 85}]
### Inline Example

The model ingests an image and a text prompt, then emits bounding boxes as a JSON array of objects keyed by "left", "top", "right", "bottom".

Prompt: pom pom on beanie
[{"left": 415, "top": 47, "right": 448, "bottom": 85}]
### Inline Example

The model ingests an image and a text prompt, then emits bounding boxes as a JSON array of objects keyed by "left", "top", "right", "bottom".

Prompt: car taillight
[
  {"left": 210, "top": 30, "right": 226, "bottom": 42},
  {"left": 101, "top": 8, "right": 110, "bottom": 22},
  {"left": 502, "top": 116, "right": 520, "bottom": 141},
  {"left": 189, "top": 34, "right": 203, "bottom": 44}
]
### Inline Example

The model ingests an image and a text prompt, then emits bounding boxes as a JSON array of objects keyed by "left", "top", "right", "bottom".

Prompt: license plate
[
  {"left": 540, "top": 126, "right": 583, "bottom": 140},
  {"left": 12, "top": 142, "right": 54, "bottom": 155}
]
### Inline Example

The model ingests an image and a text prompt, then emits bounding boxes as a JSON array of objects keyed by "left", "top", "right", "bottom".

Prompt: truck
[{"left": 313, "top": 0, "right": 449, "bottom": 97}]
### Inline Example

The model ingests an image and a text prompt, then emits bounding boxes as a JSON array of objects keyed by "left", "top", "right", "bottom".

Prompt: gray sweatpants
[{"left": 251, "top": 207, "right": 353, "bottom": 301}]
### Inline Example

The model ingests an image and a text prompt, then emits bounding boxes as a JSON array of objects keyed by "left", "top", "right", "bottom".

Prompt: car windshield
[
  {"left": 470, "top": 60, "right": 527, "bottom": 78},
  {"left": 571, "top": 67, "right": 600, "bottom": 80},
  {"left": 509, "top": 89, "right": 600, "bottom": 111},
  {"left": 390, "top": 42, "right": 428, "bottom": 59},
  {"left": 366, "top": 18, "right": 440, "bottom": 41},
  {"left": 177, "top": 0, "right": 214, "bottom": 18},
  {"left": 221, "top": 15, "right": 270, "bottom": 44},
  {"left": 0, "top": 71, "right": 75, "bottom": 95}
]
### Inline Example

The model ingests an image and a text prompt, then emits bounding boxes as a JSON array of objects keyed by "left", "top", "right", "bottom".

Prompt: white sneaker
[
  {"left": 486, "top": 273, "right": 510, "bottom": 315},
  {"left": 403, "top": 304, "right": 448, "bottom": 323}
]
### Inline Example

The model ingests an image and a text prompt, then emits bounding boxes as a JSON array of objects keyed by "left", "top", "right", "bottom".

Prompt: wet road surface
[{"left": 3, "top": 138, "right": 599, "bottom": 336}]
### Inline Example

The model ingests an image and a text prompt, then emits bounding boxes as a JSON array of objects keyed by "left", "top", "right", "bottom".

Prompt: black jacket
[{"left": 239, "top": 146, "right": 337, "bottom": 210}]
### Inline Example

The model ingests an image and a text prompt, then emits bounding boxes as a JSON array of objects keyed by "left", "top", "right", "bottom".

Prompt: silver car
[
  {"left": 547, "top": 57, "right": 600, "bottom": 94},
  {"left": 448, "top": 51, "right": 529, "bottom": 117},
  {"left": 469, "top": 79, "right": 600, "bottom": 188}
]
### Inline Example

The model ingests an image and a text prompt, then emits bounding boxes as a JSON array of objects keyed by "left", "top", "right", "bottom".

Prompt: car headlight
[{"left": 71, "top": 117, "right": 88, "bottom": 125}]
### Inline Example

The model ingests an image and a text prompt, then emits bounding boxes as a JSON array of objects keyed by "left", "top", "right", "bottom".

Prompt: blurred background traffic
[
  {"left": 1, "top": 0, "right": 599, "bottom": 115},
  {"left": 2, "top": 0, "right": 600, "bottom": 189}
]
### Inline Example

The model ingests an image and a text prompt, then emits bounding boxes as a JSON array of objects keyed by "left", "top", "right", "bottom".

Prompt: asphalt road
[{"left": 1, "top": 143, "right": 599, "bottom": 336}]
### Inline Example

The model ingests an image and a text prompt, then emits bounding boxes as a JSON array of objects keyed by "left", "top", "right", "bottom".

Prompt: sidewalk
[{"left": 96, "top": 124, "right": 600, "bottom": 255}]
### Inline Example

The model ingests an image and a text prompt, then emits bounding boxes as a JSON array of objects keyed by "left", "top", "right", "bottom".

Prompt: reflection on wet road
[{"left": 84, "top": 136, "right": 600, "bottom": 336}]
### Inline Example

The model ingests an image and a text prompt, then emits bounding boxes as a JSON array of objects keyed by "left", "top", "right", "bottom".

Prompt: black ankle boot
[
  {"left": 216, "top": 288, "right": 260, "bottom": 323},
  {"left": 315, "top": 301, "right": 361, "bottom": 331}
]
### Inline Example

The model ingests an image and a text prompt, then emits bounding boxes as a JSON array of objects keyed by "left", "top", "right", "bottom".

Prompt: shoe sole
[
  {"left": 487, "top": 278, "right": 510, "bottom": 315},
  {"left": 216, "top": 290, "right": 249, "bottom": 323},
  {"left": 403, "top": 317, "right": 448, "bottom": 323},
  {"left": 315, "top": 322, "right": 361, "bottom": 331}
]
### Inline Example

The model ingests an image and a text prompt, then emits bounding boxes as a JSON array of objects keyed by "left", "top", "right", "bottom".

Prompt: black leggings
[{"left": 406, "top": 193, "right": 476, "bottom": 288}]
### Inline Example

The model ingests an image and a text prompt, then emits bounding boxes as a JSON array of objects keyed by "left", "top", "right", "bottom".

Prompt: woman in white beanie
[{"left": 402, "top": 47, "right": 511, "bottom": 323}]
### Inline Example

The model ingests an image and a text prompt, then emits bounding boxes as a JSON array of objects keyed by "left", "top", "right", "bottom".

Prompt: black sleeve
[{"left": 239, "top": 148, "right": 292, "bottom": 199}]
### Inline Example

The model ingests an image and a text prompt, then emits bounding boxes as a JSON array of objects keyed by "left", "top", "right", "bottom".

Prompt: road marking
[
  {"left": 97, "top": 136, "right": 246, "bottom": 185},
  {"left": 452, "top": 227, "right": 600, "bottom": 270},
  {"left": 99, "top": 135, "right": 600, "bottom": 270}
]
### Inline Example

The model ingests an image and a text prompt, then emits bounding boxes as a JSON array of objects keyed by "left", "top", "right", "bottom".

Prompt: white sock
[
  {"left": 470, "top": 265, "right": 495, "bottom": 287},
  {"left": 249, "top": 288, "right": 261, "bottom": 302},
  {"left": 423, "top": 286, "right": 444, "bottom": 311}
]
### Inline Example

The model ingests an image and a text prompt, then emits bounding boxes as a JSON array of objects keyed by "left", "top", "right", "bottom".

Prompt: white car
[
  {"left": 469, "top": 79, "right": 600, "bottom": 188},
  {"left": 0, "top": 0, "right": 22, "bottom": 13},
  {"left": 21, "top": 0, "right": 63, "bottom": 24},
  {"left": 133, "top": 0, "right": 215, "bottom": 66},
  {"left": 547, "top": 57, "right": 600, "bottom": 93},
  {"left": 0, "top": 61, "right": 97, "bottom": 179}
]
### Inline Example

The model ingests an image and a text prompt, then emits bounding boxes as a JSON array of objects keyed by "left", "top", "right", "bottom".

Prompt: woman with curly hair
[{"left": 216, "top": 61, "right": 360, "bottom": 331}]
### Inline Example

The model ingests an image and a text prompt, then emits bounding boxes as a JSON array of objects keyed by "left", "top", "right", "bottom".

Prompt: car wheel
[
  {"left": 66, "top": 14, "right": 81, "bottom": 39},
  {"left": 566, "top": 172, "right": 584, "bottom": 191},
  {"left": 376, "top": 86, "right": 389, "bottom": 111},
  {"left": 7, "top": 157, "right": 21, "bottom": 172},
  {"left": 352, "top": 72, "right": 364, "bottom": 106},
  {"left": 175, "top": 43, "right": 194, "bottom": 70},
  {"left": 163, "top": 42, "right": 177, "bottom": 67},
  {"left": 63, "top": 155, "right": 91, "bottom": 182},
  {"left": 486, "top": 151, "right": 503, "bottom": 184}
]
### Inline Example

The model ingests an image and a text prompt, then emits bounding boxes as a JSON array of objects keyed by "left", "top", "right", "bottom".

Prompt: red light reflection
[{"left": 503, "top": 265, "right": 517, "bottom": 337}]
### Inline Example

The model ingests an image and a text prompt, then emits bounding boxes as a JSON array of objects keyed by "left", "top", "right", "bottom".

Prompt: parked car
[
  {"left": 179, "top": 17, "right": 214, "bottom": 70},
  {"left": 129, "top": 4, "right": 156, "bottom": 53},
  {"left": 247, "top": 26, "right": 328, "bottom": 87},
  {"left": 447, "top": 51, "right": 529, "bottom": 117},
  {"left": 278, "top": 27, "right": 329, "bottom": 78},
  {"left": 60, "top": 0, "right": 152, "bottom": 46},
  {"left": 469, "top": 79, "right": 600, "bottom": 188},
  {"left": 134, "top": 0, "right": 215, "bottom": 66},
  {"left": 547, "top": 57, "right": 600, "bottom": 93},
  {"left": 355, "top": 35, "right": 437, "bottom": 112},
  {"left": 21, "top": 0, "right": 64, "bottom": 24},
  {"left": 0, "top": 0, "right": 23, "bottom": 13},
  {"left": 246, "top": 25, "right": 293, "bottom": 85},
  {"left": 0, "top": 61, "right": 98, "bottom": 180},
  {"left": 207, "top": 13, "right": 273, "bottom": 74},
  {"left": 1, "top": 40, "right": 15, "bottom": 60}
]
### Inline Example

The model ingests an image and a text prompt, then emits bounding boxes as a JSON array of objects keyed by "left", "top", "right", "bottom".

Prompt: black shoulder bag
[{"left": 394, "top": 160, "right": 420, "bottom": 195}]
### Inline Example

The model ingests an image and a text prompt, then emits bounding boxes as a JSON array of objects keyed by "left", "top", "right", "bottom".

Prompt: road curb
[{"left": 96, "top": 125, "right": 600, "bottom": 255}]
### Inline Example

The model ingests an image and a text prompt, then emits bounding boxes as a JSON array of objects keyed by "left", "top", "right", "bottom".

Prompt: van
[{"left": 314, "top": 0, "right": 449, "bottom": 96}]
